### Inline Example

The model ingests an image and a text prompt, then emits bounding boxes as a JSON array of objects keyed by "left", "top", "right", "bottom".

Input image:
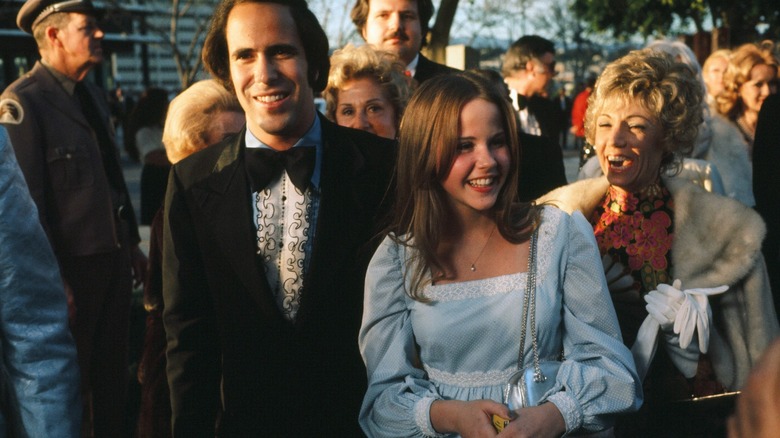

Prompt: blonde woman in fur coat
[
  {"left": 539, "top": 49, "right": 779, "bottom": 437},
  {"left": 580, "top": 41, "right": 755, "bottom": 207}
]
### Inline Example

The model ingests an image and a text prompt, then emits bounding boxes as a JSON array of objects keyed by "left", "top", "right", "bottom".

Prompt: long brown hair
[{"left": 391, "top": 71, "right": 540, "bottom": 301}]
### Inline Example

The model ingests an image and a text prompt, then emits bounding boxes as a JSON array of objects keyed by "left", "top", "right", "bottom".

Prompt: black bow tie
[
  {"left": 245, "top": 147, "right": 315, "bottom": 192},
  {"left": 516, "top": 93, "right": 528, "bottom": 110}
]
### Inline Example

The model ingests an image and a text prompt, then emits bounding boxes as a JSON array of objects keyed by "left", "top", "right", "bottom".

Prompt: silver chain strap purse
[{"left": 503, "top": 229, "right": 563, "bottom": 411}]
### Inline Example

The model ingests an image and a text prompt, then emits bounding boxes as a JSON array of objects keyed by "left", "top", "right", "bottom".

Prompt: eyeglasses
[{"left": 533, "top": 59, "right": 558, "bottom": 77}]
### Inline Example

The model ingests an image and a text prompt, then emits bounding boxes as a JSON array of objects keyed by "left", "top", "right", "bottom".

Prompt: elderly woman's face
[
  {"left": 335, "top": 77, "right": 397, "bottom": 139},
  {"left": 594, "top": 98, "right": 664, "bottom": 194}
]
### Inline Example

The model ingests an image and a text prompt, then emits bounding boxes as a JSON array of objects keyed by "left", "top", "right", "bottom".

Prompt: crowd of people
[{"left": 0, "top": 0, "right": 778, "bottom": 437}]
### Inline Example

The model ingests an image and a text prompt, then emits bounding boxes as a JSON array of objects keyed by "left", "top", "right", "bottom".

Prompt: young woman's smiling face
[
  {"left": 594, "top": 98, "right": 664, "bottom": 194},
  {"left": 739, "top": 63, "right": 777, "bottom": 117},
  {"left": 440, "top": 98, "right": 510, "bottom": 219}
]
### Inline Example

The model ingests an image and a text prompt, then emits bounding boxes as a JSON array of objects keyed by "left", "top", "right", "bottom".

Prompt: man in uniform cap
[{"left": 1, "top": 0, "right": 147, "bottom": 435}]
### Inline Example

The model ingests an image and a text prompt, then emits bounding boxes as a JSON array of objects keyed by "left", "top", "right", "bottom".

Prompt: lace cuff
[
  {"left": 547, "top": 391, "right": 583, "bottom": 435},
  {"left": 414, "top": 396, "right": 448, "bottom": 437}
]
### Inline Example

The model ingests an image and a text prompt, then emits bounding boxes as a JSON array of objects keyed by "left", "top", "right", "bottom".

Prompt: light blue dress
[{"left": 360, "top": 207, "right": 642, "bottom": 437}]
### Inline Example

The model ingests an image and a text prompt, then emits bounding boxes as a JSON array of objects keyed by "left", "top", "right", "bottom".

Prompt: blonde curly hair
[
  {"left": 163, "top": 79, "right": 243, "bottom": 164},
  {"left": 323, "top": 44, "right": 413, "bottom": 127},
  {"left": 585, "top": 48, "right": 704, "bottom": 175},
  {"left": 715, "top": 41, "right": 779, "bottom": 121}
]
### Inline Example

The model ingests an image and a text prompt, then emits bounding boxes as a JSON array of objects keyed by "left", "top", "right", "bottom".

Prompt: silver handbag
[
  {"left": 504, "top": 361, "right": 562, "bottom": 410},
  {"left": 503, "top": 230, "right": 562, "bottom": 412}
]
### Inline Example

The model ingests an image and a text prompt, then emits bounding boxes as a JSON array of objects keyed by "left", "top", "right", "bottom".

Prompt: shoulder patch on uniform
[{"left": 0, "top": 98, "right": 24, "bottom": 125}]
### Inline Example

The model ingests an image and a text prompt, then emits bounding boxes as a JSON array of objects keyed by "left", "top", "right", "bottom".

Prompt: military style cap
[{"left": 17, "top": 0, "right": 98, "bottom": 34}]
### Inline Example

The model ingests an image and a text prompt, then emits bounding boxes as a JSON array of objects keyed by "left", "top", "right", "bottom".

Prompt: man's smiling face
[{"left": 226, "top": 2, "right": 316, "bottom": 150}]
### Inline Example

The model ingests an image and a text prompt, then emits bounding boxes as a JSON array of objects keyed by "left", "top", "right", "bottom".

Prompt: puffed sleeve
[
  {"left": 546, "top": 211, "right": 643, "bottom": 433},
  {"left": 359, "top": 235, "right": 445, "bottom": 437}
]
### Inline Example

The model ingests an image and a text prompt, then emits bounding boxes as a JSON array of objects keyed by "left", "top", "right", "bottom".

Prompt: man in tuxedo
[
  {"left": 1, "top": 0, "right": 146, "bottom": 435},
  {"left": 351, "top": 0, "right": 459, "bottom": 84},
  {"left": 163, "top": 0, "right": 396, "bottom": 436},
  {"left": 501, "top": 35, "right": 560, "bottom": 144}
]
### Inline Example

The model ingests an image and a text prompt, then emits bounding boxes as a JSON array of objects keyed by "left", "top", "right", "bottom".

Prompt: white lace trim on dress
[
  {"left": 424, "top": 364, "right": 518, "bottom": 387},
  {"left": 414, "top": 397, "right": 447, "bottom": 437},
  {"left": 548, "top": 391, "right": 583, "bottom": 434},
  {"left": 422, "top": 208, "right": 560, "bottom": 303},
  {"left": 424, "top": 272, "right": 526, "bottom": 301}
]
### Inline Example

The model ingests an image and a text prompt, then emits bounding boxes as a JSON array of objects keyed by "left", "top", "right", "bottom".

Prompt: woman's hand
[
  {"left": 497, "top": 403, "right": 566, "bottom": 438},
  {"left": 430, "top": 399, "right": 511, "bottom": 437}
]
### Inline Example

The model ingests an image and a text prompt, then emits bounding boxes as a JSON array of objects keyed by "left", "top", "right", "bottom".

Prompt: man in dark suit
[
  {"left": 501, "top": 35, "right": 560, "bottom": 144},
  {"left": 1, "top": 0, "right": 146, "bottom": 435},
  {"left": 351, "top": 0, "right": 459, "bottom": 84},
  {"left": 163, "top": 0, "right": 395, "bottom": 436},
  {"left": 517, "top": 131, "right": 567, "bottom": 201}
]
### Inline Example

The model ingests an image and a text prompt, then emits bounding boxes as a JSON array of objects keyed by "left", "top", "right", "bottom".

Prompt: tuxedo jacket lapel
[
  {"left": 294, "top": 117, "right": 375, "bottom": 326},
  {"left": 414, "top": 54, "right": 459, "bottom": 84},
  {"left": 186, "top": 118, "right": 389, "bottom": 329},
  {"left": 190, "top": 132, "right": 285, "bottom": 327}
]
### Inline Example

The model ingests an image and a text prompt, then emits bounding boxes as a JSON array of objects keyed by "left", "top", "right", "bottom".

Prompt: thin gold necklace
[{"left": 470, "top": 225, "right": 496, "bottom": 272}]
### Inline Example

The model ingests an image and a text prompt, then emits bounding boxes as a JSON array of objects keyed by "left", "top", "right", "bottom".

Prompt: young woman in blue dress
[{"left": 359, "top": 71, "right": 642, "bottom": 437}]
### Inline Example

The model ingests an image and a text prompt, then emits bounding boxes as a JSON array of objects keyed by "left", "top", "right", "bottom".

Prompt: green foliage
[{"left": 572, "top": 0, "right": 780, "bottom": 45}]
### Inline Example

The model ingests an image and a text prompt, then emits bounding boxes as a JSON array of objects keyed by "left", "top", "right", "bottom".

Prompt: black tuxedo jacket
[
  {"left": 414, "top": 54, "right": 460, "bottom": 84},
  {"left": 162, "top": 115, "right": 396, "bottom": 437},
  {"left": 526, "top": 94, "right": 561, "bottom": 146},
  {"left": 517, "top": 132, "right": 567, "bottom": 202}
]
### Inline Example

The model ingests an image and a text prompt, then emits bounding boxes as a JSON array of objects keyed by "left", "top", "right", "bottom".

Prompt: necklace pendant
[{"left": 468, "top": 225, "right": 496, "bottom": 273}]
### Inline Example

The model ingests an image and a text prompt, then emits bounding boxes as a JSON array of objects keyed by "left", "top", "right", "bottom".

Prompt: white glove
[
  {"left": 644, "top": 280, "right": 683, "bottom": 332},
  {"left": 601, "top": 254, "right": 634, "bottom": 294},
  {"left": 644, "top": 279, "right": 728, "bottom": 353}
]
